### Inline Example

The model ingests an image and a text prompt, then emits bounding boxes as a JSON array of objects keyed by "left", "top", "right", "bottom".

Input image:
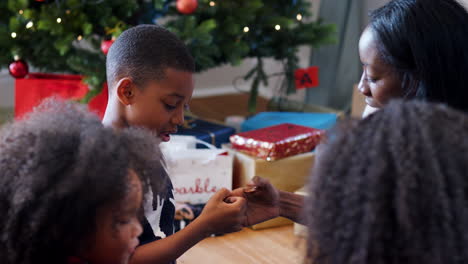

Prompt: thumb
[
  {"left": 244, "top": 176, "right": 269, "bottom": 194},
  {"left": 224, "top": 196, "right": 246, "bottom": 204},
  {"left": 232, "top": 196, "right": 246, "bottom": 207},
  {"left": 252, "top": 176, "right": 262, "bottom": 183},
  {"left": 253, "top": 176, "right": 270, "bottom": 186},
  {"left": 224, "top": 196, "right": 237, "bottom": 203},
  {"left": 248, "top": 176, "right": 267, "bottom": 187},
  {"left": 212, "top": 188, "right": 231, "bottom": 201},
  {"left": 246, "top": 176, "right": 260, "bottom": 186}
]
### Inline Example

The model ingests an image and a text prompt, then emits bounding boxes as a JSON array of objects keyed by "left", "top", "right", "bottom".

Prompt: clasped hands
[{"left": 225, "top": 176, "right": 281, "bottom": 227}]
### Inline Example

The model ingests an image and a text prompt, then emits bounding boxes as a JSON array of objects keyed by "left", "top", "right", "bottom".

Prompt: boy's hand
[
  {"left": 196, "top": 188, "right": 246, "bottom": 236},
  {"left": 230, "top": 176, "right": 280, "bottom": 226}
]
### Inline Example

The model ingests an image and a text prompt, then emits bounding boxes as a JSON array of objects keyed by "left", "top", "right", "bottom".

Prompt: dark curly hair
[
  {"left": 0, "top": 99, "right": 167, "bottom": 264},
  {"left": 307, "top": 100, "right": 468, "bottom": 264}
]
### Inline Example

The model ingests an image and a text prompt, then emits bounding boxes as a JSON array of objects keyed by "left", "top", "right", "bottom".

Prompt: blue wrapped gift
[
  {"left": 176, "top": 117, "right": 236, "bottom": 148},
  {"left": 241, "top": 112, "right": 338, "bottom": 132}
]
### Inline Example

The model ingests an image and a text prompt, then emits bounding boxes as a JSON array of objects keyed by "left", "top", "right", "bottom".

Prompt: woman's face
[{"left": 358, "top": 27, "right": 403, "bottom": 108}]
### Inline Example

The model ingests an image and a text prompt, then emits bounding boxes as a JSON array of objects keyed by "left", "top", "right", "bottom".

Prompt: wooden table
[{"left": 178, "top": 225, "right": 307, "bottom": 264}]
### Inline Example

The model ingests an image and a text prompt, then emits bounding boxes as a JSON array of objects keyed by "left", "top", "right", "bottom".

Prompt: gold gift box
[{"left": 223, "top": 144, "right": 315, "bottom": 230}]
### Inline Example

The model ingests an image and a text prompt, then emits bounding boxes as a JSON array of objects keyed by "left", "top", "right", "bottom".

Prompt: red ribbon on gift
[
  {"left": 15, "top": 73, "right": 108, "bottom": 119},
  {"left": 294, "top": 66, "right": 319, "bottom": 90}
]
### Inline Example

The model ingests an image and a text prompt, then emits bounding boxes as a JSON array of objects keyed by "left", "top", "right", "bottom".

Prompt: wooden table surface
[{"left": 178, "top": 225, "right": 307, "bottom": 264}]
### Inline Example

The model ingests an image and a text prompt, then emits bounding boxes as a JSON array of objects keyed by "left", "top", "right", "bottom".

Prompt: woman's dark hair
[
  {"left": 0, "top": 99, "right": 167, "bottom": 264},
  {"left": 307, "top": 100, "right": 468, "bottom": 264},
  {"left": 369, "top": 0, "right": 468, "bottom": 112}
]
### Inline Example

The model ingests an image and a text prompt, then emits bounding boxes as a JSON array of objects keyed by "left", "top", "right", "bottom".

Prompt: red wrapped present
[
  {"left": 15, "top": 73, "right": 108, "bottom": 119},
  {"left": 229, "top": 123, "right": 323, "bottom": 161}
]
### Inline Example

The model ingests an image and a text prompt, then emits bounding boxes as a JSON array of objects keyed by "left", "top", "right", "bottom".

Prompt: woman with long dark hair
[
  {"left": 231, "top": 0, "right": 468, "bottom": 243},
  {"left": 358, "top": 0, "right": 468, "bottom": 114}
]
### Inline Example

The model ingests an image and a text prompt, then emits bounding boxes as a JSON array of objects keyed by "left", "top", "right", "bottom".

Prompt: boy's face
[{"left": 124, "top": 68, "right": 194, "bottom": 142}]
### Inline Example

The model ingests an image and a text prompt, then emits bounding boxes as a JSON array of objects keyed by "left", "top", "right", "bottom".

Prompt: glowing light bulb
[
  {"left": 26, "top": 21, "right": 34, "bottom": 29},
  {"left": 77, "top": 35, "right": 83, "bottom": 41},
  {"left": 275, "top": 24, "right": 281, "bottom": 30},
  {"left": 243, "top": 26, "right": 250, "bottom": 33},
  {"left": 209, "top": 1, "right": 215, "bottom": 6},
  {"left": 19, "top": 10, "right": 24, "bottom": 15},
  {"left": 11, "top": 32, "right": 17, "bottom": 38},
  {"left": 56, "top": 17, "right": 62, "bottom": 23},
  {"left": 296, "top": 14, "right": 303, "bottom": 21}
]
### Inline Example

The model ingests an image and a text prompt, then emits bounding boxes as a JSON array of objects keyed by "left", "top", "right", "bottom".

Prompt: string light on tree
[
  {"left": 296, "top": 14, "right": 303, "bottom": 21},
  {"left": 0, "top": 0, "right": 336, "bottom": 111}
]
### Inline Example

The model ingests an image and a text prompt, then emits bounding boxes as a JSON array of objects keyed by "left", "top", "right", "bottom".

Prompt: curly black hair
[
  {"left": 106, "top": 24, "right": 195, "bottom": 89},
  {"left": 307, "top": 100, "right": 468, "bottom": 264},
  {"left": 0, "top": 99, "right": 167, "bottom": 264}
]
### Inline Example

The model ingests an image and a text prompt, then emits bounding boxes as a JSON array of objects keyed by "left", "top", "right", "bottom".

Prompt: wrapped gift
[
  {"left": 161, "top": 136, "right": 233, "bottom": 204},
  {"left": 241, "top": 111, "right": 337, "bottom": 132},
  {"left": 223, "top": 144, "right": 315, "bottom": 230},
  {"left": 230, "top": 123, "right": 323, "bottom": 161},
  {"left": 15, "top": 73, "right": 108, "bottom": 119},
  {"left": 176, "top": 116, "right": 236, "bottom": 148}
]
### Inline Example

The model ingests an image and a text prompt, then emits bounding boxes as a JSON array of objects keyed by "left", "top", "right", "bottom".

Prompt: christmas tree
[{"left": 0, "top": 0, "right": 335, "bottom": 111}]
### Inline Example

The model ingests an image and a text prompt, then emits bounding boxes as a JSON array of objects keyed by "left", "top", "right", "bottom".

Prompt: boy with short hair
[{"left": 102, "top": 25, "right": 246, "bottom": 264}]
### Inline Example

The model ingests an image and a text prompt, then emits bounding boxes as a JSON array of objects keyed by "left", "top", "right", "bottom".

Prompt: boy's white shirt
[
  {"left": 143, "top": 187, "right": 176, "bottom": 239},
  {"left": 362, "top": 105, "right": 379, "bottom": 118}
]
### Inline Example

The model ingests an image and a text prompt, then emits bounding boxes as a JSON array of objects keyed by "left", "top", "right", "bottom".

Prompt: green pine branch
[{"left": 0, "top": 0, "right": 335, "bottom": 111}]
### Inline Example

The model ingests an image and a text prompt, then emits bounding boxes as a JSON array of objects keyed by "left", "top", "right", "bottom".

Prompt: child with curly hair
[
  {"left": 0, "top": 100, "right": 167, "bottom": 264},
  {"left": 307, "top": 100, "right": 468, "bottom": 264}
]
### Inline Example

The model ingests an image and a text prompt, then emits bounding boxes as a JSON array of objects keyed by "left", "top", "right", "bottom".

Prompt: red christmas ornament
[
  {"left": 176, "top": 0, "right": 198, "bottom": 14},
  {"left": 100, "top": 39, "right": 114, "bottom": 55},
  {"left": 9, "top": 59, "right": 29, "bottom": 79}
]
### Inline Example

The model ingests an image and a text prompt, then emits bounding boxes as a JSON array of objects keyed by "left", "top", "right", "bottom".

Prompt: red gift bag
[{"left": 15, "top": 73, "right": 108, "bottom": 119}]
